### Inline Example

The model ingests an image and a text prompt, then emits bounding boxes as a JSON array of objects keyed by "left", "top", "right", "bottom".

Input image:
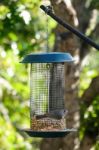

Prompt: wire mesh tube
[{"left": 30, "top": 63, "right": 66, "bottom": 131}]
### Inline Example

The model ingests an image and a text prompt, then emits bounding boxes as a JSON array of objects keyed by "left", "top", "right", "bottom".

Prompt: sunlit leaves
[
  {"left": 0, "top": 117, "right": 32, "bottom": 149},
  {"left": 0, "top": 5, "right": 9, "bottom": 19}
]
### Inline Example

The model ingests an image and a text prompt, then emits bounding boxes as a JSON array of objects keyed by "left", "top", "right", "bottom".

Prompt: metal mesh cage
[{"left": 30, "top": 63, "right": 66, "bottom": 131}]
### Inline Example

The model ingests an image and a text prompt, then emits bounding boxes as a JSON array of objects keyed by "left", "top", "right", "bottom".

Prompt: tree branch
[
  {"left": 50, "top": 0, "right": 78, "bottom": 27},
  {"left": 63, "top": 0, "right": 79, "bottom": 27}
]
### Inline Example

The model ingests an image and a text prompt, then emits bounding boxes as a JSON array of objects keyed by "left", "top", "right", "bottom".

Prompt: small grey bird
[
  {"left": 36, "top": 109, "right": 68, "bottom": 120},
  {"left": 47, "top": 109, "right": 68, "bottom": 120}
]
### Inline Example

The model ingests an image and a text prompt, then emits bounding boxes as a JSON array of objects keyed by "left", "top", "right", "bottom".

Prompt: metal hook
[{"left": 45, "top": 5, "right": 53, "bottom": 14}]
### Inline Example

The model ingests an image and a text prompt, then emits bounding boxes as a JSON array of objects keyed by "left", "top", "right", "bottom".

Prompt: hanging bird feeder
[
  {"left": 21, "top": 52, "right": 76, "bottom": 138},
  {"left": 20, "top": 4, "right": 99, "bottom": 138}
]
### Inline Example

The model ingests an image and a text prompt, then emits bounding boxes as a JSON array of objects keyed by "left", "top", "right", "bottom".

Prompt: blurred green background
[{"left": 0, "top": 0, "right": 99, "bottom": 149}]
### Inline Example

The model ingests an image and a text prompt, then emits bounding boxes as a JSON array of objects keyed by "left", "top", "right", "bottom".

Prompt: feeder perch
[{"left": 21, "top": 52, "right": 76, "bottom": 138}]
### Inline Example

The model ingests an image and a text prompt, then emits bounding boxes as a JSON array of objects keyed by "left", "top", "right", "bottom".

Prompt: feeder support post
[{"left": 40, "top": 5, "right": 99, "bottom": 51}]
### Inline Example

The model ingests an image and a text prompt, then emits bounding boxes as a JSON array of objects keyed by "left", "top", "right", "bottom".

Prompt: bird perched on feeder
[
  {"left": 36, "top": 109, "right": 68, "bottom": 120},
  {"left": 47, "top": 109, "right": 68, "bottom": 120}
]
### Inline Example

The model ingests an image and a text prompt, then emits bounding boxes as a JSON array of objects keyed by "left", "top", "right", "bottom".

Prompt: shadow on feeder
[{"left": 20, "top": 52, "right": 77, "bottom": 138}]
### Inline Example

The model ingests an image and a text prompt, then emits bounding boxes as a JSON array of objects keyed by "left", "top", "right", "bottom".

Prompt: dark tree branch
[{"left": 80, "top": 76, "right": 99, "bottom": 106}]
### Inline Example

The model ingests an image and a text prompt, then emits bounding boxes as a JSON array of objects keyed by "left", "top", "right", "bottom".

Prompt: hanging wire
[
  {"left": 47, "top": 16, "right": 49, "bottom": 52},
  {"left": 45, "top": 12, "right": 49, "bottom": 52},
  {"left": 45, "top": 6, "right": 53, "bottom": 53}
]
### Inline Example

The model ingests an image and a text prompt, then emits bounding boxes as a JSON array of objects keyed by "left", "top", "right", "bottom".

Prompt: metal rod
[{"left": 40, "top": 5, "right": 99, "bottom": 51}]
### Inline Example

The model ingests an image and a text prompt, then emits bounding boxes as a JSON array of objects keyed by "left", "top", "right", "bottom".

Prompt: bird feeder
[
  {"left": 21, "top": 52, "right": 76, "bottom": 138},
  {"left": 20, "top": 4, "right": 99, "bottom": 138}
]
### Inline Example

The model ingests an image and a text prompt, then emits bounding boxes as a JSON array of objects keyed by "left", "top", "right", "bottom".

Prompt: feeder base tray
[{"left": 21, "top": 128, "right": 77, "bottom": 138}]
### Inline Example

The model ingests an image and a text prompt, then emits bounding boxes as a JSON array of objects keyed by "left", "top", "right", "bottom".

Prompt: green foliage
[
  {"left": 0, "top": 0, "right": 55, "bottom": 56},
  {"left": 79, "top": 51, "right": 99, "bottom": 147},
  {"left": 80, "top": 96, "right": 99, "bottom": 139}
]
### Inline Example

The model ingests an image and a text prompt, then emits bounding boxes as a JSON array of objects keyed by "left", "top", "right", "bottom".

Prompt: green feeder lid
[{"left": 20, "top": 52, "right": 74, "bottom": 63}]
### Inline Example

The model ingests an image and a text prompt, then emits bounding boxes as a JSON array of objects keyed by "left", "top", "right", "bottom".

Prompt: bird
[
  {"left": 47, "top": 109, "right": 68, "bottom": 119},
  {"left": 36, "top": 109, "right": 68, "bottom": 120}
]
